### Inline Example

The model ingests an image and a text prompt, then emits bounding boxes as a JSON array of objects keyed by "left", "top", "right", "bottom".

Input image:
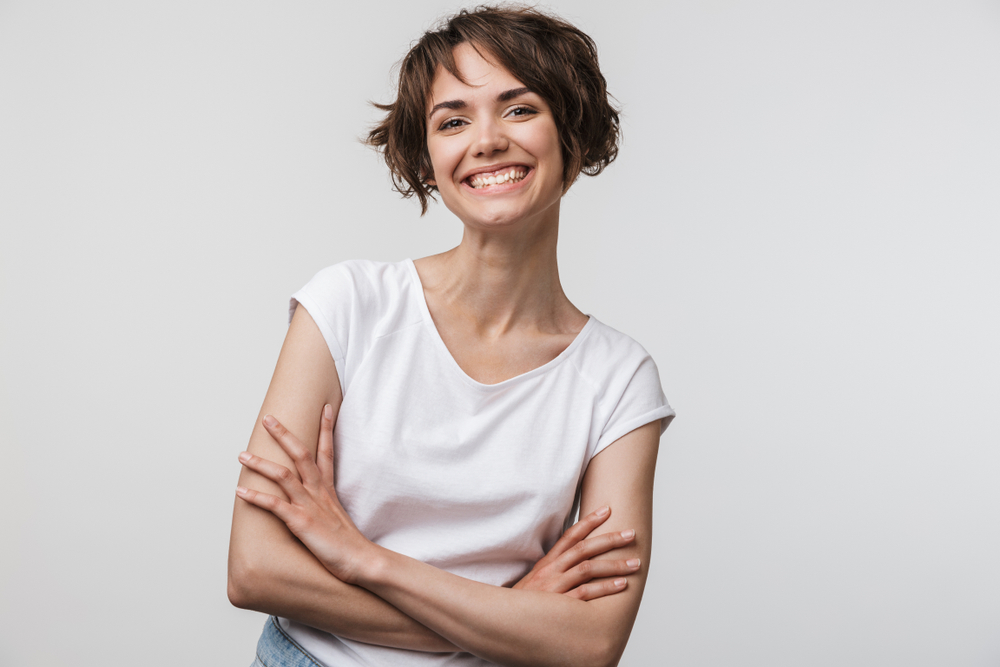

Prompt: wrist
[{"left": 349, "top": 542, "right": 393, "bottom": 589}]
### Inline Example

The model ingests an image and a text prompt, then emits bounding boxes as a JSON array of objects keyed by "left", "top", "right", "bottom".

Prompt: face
[{"left": 425, "top": 42, "right": 564, "bottom": 232}]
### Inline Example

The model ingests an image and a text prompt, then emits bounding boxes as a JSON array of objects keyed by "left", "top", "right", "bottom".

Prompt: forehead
[{"left": 428, "top": 43, "right": 525, "bottom": 107}]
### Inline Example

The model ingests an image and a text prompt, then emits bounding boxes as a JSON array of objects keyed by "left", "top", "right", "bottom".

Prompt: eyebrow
[{"left": 428, "top": 87, "right": 534, "bottom": 119}]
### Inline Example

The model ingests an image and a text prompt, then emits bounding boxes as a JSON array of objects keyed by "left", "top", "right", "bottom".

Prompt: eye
[
  {"left": 437, "top": 117, "right": 467, "bottom": 131},
  {"left": 506, "top": 105, "right": 538, "bottom": 119}
]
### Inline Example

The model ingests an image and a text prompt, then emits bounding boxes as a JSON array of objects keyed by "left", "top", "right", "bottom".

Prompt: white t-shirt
[{"left": 280, "top": 259, "right": 674, "bottom": 666}]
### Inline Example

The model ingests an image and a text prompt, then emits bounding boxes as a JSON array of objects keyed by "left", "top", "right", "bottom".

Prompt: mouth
[{"left": 463, "top": 165, "right": 531, "bottom": 190}]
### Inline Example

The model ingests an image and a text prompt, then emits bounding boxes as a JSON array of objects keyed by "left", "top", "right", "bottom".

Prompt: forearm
[
  {"left": 228, "top": 505, "right": 458, "bottom": 652},
  {"left": 232, "top": 329, "right": 660, "bottom": 665},
  {"left": 346, "top": 423, "right": 664, "bottom": 667},
  {"left": 357, "top": 543, "right": 641, "bottom": 667},
  {"left": 228, "top": 307, "right": 456, "bottom": 652}
]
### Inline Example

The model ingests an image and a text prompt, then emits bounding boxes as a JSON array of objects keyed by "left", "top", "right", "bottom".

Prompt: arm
[
  {"left": 227, "top": 305, "right": 457, "bottom": 651},
  {"left": 238, "top": 414, "right": 663, "bottom": 667},
  {"left": 228, "top": 306, "right": 639, "bottom": 652},
  {"left": 359, "top": 422, "right": 661, "bottom": 667}
]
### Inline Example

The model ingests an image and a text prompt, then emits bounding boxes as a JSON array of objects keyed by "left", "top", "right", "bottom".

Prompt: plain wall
[{"left": 1, "top": 1, "right": 998, "bottom": 665}]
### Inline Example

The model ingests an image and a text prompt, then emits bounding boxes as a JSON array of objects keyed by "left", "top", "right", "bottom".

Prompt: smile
[{"left": 465, "top": 167, "right": 530, "bottom": 190}]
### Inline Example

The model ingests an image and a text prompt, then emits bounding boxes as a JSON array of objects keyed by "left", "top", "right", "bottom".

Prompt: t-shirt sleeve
[
  {"left": 593, "top": 354, "right": 675, "bottom": 459},
  {"left": 289, "top": 263, "right": 359, "bottom": 393}
]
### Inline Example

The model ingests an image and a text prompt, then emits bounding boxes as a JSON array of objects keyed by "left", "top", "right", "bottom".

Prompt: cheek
[
  {"left": 533, "top": 121, "right": 563, "bottom": 170},
  {"left": 425, "top": 139, "right": 459, "bottom": 186}
]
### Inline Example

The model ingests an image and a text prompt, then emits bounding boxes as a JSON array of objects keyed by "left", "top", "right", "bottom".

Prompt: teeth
[{"left": 468, "top": 167, "right": 528, "bottom": 189}]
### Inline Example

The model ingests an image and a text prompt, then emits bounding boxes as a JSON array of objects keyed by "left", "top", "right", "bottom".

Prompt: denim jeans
[{"left": 251, "top": 617, "right": 323, "bottom": 667}]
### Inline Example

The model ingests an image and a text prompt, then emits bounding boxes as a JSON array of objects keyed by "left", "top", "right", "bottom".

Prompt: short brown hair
[{"left": 366, "top": 5, "right": 621, "bottom": 214}]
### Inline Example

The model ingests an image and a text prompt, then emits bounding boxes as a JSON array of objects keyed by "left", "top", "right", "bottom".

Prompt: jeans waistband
[{"left": 254, "top": 617, "right": 323, "bottom": 667}]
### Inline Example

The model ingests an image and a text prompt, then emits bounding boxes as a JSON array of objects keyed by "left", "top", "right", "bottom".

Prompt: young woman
[{"left": 228, "top": 7, "right": 674, "bottom": 666}]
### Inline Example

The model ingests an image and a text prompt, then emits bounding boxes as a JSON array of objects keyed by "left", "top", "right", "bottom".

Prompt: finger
[
  {"left": 238, "top": 451, "right": 310, "bottom": 504},
  {"left": 236, "top": 485, "right": 298, "bottom": 525},
  {"left": 556, "top": 529, "right": 636, "bottom": 570},
  {"left": 562, "top": 558, "right": 641, "bottom": 590},
  {"left": 317, "top": 404, "right": 335, "bottom": 488},
  {"left": 565, "top": 577, "right": 628, "bottom": 602},
  {"left": 545, "top": 506, "right": 612, "bottom": 561},
  {"left": 262, "top": 414, "right": 322, "bottom": 487}
]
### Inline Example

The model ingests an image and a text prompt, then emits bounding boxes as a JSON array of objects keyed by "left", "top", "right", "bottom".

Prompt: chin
[{"left": 464, "top": 202, "right": 560, "bottom": 234}]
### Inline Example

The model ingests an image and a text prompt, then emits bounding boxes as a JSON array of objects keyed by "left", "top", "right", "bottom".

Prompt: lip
[
  {"left": 459, "top": 162, "right": 532, "bottom": 181},
  {"left": 459, "top": 162, "right": 534, "bottom": 194}
]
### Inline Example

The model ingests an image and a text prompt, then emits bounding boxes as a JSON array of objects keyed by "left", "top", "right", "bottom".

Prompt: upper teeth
[{"left": 468, "top": 168, "right": 528, "bottom": 189}]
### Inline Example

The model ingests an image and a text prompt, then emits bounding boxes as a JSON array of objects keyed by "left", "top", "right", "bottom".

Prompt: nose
[{"left": 471, "top": 118, "right": 509, "bottom": 157}]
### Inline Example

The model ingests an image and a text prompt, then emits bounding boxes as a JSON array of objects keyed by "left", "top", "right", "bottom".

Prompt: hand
[
  {"left": 236, "top": 405, "right": 371, "bottom": 585},
  {"left": 512, "top": 506, "right": 641, "bottom": 600}
]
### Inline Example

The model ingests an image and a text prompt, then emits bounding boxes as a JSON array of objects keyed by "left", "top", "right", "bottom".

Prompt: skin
[
  {"left": 228, "top": 43, "right": 663, "bottom": 666},
  {"left": 419, "top": 43, "right": 581, "bottom": 382}
]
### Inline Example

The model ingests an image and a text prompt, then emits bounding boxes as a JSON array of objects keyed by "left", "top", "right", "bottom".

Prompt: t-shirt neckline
[{"left": 403, "top": 258, "right": 595, "bottom": 390}]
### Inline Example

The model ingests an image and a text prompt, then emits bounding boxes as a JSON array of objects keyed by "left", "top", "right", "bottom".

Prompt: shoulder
[
  {"left": 291, "top": 258, "right": 424, "bottom": 346},
  {"left": 298, "top": 259, "right": 410, "bottom": 302},
  {"left": 291, "top": 259, "right": 417, "bottom": 320},
  {"left": 575, "top": 317, "right": 675, "bottom": 455},
  {"left": 574, "top": 317, "right": 662, "bottom": 385}
]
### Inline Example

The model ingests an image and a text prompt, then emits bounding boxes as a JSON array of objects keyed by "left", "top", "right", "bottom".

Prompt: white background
[{"left": 2, "top": 1, "right": 999, "bottom": 665}]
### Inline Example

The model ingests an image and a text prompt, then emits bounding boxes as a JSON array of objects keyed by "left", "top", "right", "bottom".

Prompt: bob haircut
[{"left": 367, "top": 5, "right": 621, "bottom": 214}]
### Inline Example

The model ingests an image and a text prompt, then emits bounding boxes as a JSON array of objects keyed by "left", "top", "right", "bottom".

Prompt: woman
[{"left": 228, "top": 6, "right": 674, "bottom": 666}]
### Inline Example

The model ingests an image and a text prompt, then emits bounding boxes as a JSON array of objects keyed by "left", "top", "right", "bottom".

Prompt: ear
[
  {"left": 421, "top": 154, "right": 436, "bottom": 187},
  {"left": 423, "top": 171, "right": 436, "bottom": 187}
]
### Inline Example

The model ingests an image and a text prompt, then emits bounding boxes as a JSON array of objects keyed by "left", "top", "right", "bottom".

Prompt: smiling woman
[
  {"left": 367, "top": 6, "right": 621, "bottom": 214},
  {"left": 424, "top": 44, "right": 566, "bottom": 231},
  {"left": 227, "top": 6, "right": 674, "bottom": 667}
]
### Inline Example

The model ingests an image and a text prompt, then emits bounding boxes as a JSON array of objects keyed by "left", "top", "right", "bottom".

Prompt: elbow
[
  {"left": 227, "top": 557, "right": 251, "bottom": 609},
  {"left": 590, "top": 639, "right": 625, "bottom": 667},
  {"left": 533, "top": 600, "right": 630, "bottom": 667},
  {"left": 227, "top": 571, "right": 250, "bottom": 610},
  {"left": 227, "top": 551, "right": 264, "bottom": 610},
  {"left": 579, "top": 627, "right": 628, "bottom": 667},
  {"left": 550, "top": 629, "right": 623, "bottom": 667}
]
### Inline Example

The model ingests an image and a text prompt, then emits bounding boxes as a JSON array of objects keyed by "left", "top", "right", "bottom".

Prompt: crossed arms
[{"left": 227, "top": 306, "right": 661, "bottom": 666}]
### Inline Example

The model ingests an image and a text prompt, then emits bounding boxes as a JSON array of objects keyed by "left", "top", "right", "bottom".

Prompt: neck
[{"left": 419, "top": 203, "right": 579, "bottom": 336}]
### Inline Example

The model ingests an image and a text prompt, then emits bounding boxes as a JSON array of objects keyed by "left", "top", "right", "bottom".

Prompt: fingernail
[
  {"left": 596, "top": 506, "right": 610, "bottom": 517},
  {"left": 614, "top": 578, "right": 627, "bottom": 587},
  {"left": 263, "top": 415, "right": 276, "bottom": 427},
  {"left": 236, "top": 486, "right": 248, "bottom": 496},
  {"left": 627, "top": 558, "right": 641, "bottom": 569},
  {"left": 621, "top": 529, "right": 635, "bottom": 540},
  {"left": 238, "top": 451, "right": 251, "bottom": 463},
  {"left": 324, "top": 404, "right": 332, "bottom": 419}
]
